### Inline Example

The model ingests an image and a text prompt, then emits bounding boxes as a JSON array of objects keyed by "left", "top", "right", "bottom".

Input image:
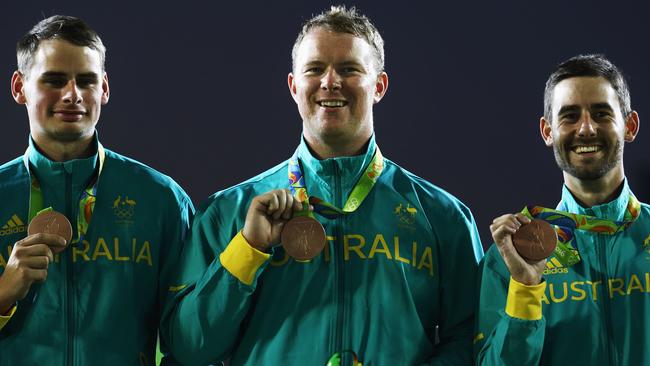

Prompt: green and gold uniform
[
  {"left": 164, "top": 136, "right": 483, "bottom": 365},
  {"left": 0, "top": 137, "right": 193, "bottom": 366},
  {"left": 475, "top": 181, "right": 650, "bottom": 365}
]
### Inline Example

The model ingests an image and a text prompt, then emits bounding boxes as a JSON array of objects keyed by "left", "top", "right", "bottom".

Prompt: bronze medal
[
  {"left": 281, "top": 216, "right": 326, "bottom": 260},
  {"left": 512, "top": 219, "right": 558, "bottom": 261},
  {"left": 28, "top": 211, "right": 73, "bottom": 253}
]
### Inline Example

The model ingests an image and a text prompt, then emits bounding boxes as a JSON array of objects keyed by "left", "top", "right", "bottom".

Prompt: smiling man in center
[{"left": 163, "top": 6, "right": 484, "bottom": 365}]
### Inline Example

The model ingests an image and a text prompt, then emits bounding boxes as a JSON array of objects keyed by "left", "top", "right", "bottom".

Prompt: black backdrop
[{"left": 1, "top": 0, "right": 648, "bottom": 247}]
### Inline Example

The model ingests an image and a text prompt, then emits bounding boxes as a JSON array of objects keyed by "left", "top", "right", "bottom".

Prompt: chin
[
  {"left": 566, "top": 169, "right": 608, "bottom": 181},
  {"left": 319, "top": 129, "right": 353, "bottom": 143},
  {"left": 563, "top": 160, "right": 621, "bottom": 180},
  {"left": 48, "top": 128, "right": 94, "bottom": 143}
]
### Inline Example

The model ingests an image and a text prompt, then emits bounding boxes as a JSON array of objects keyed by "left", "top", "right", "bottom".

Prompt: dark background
[{"left": 1, "top": 0, "right": 648, "bottom": 248}]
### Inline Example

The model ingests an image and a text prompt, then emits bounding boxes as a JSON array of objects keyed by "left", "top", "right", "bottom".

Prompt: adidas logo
[
  {"left": 544, "top": 257, "right": 569, "bottom": 275},
  {"left": 0, "top": 214, "right": 26, "bottom": 236}
]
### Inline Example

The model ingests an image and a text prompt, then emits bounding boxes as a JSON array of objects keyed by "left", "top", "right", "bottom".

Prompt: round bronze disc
[
  {"left": 512, "top": 219, "right": 558, "bottom": 261},
  {"left": 281, "top": 216, "right": 326, "bottom": 260},
  {"left": 28, "top": 211, "right": 73, "bottom": 253}
]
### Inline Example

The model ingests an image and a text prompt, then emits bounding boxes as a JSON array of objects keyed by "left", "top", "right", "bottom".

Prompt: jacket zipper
[
  {"left": 65, "top": 171, "right": 74, "bottom": 366},
  {"left": 333, "top": 162, "right": 345, "bottom": 360},
  {"left": 596, "top": 233, "right": 616, "bottom": 365}
]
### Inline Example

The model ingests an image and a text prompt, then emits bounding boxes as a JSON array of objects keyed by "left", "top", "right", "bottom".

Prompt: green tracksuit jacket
[
  {"left": 163, "top": 136, "right": 484, "bottom": 365},
  {"left": 475, "top": 181, "right": 650, "bottom": 365},
  {"left": 0, "top": 137, "right": 194, "bottom": 366}
]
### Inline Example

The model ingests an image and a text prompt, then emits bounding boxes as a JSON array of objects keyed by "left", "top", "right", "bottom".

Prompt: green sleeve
[
  {"left": 161, "top": 203, "right": 269, "bottom": 365},
  {"left": 474, "top": 247, "right": 546, "bottom": 366},
  {"left": 156, "top": 193, "right": 195, "bottom": 365},
  {"left": 424, "top": 201, "right": 484, "bottom": 365}
]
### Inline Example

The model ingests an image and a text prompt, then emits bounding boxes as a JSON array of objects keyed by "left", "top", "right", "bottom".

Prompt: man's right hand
[
  {"left": 242, "top": 189, "right": 304, "bottom": 253},
  {"left": 490, "top": 213, "right": 546, "bottom": 285},
  {"left": 0, "top": 233, "right": 67, "bottom": 314}
]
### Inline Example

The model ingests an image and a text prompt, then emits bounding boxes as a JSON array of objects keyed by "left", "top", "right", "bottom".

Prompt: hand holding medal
[
  {"left": 0, "top": 210, "right": 69, "bottom": 313},
  {"left": 490, "top": 213, "right": 548, "bottom": 286},
  {"left": 27, "top": 210, "right": 73, "bottom": 254},
  {"left": 511, "top": 219, "right": 557, "bottom": 261},
  {"left": 274, "top": 148, "right": 385, "bottom": 261},
  {"left": 242, "top": 189, "right": 323, "bottom": 255}
]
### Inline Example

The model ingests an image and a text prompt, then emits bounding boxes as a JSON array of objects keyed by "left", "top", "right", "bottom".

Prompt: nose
[
  {"left": 62, "top": 80, "right": 82, "bottom": 105},
  {"left": 320, "top": 68, "right": 341, "bottom": 91},
  {"left": 577, "top": 111, "right": 597, "bottom": 138}
]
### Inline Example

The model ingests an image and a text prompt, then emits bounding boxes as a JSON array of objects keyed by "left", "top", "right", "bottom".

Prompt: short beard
[{"left": 553, "top": 139, "right": 623, "bottom": 180}]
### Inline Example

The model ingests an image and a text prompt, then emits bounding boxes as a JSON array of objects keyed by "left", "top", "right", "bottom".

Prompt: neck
[
  {"left": 32, "top": 134, "right": 95, "bottom": 162},
  {"left": 563, "top": 165, "right": 625, "bottom": 208}
]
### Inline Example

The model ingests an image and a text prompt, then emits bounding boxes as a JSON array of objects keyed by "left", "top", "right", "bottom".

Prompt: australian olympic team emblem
[
  {"left": 113, "top": 195, "right": 136, "bottom": 224},
  {"left": 394, "top": 203, "right": 418, "bottom": 227},
  {"left": 395, "top": 203, "right": 418, "bottom": 226}
]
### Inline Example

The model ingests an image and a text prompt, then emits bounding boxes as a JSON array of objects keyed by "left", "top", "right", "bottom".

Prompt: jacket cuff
[
  {"left": 220, "top": 231, "right": 271, "bottom": 286},
  {"left": 505, "top": 277, "right": 546, "bottom": 320},
  {"left": 0, "top": 304, "right": 16, "bottom": 330}
]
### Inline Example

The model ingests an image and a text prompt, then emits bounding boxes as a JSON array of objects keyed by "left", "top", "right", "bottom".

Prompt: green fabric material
[
  {"left": 475, "top": 180, "right": 650, "bottom": 365},
  {"left": 163, "top": 135, "right": 484, "bottom": 365},
  {"left": 0, "top": 136, "right": 194, "bottom": 366}
]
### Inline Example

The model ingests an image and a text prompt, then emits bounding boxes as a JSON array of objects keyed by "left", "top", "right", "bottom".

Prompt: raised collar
[
  {"left": 557, "top": 179, "right": 632, "bottom": 222},
  {"left": 26, "top": 135, "right": 99, "bottom": 191},
  {"left": 295, "top": 135, "right": 378, "bottom": 199}
]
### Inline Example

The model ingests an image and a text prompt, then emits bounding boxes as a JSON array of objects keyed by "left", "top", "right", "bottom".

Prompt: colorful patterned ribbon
[
  {"left": 24, "top": 144, "right": 106, "bottom": 244},
  {"left": 288, "top": 147, "right": 384, "bottom": 219},
  {"left": 521, "top": 194, "right": 641, "bottom": 266},
  {"left": 326, "top": 350, "right": 362, "bottom": 366}
]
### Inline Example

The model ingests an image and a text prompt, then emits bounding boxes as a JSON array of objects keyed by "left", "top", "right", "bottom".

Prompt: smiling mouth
[
  {"left": 572, "top": 145, "right": 602, "bottom": 154},
  {"left": 54, "top": 110, "right": 85, "bottom": 115},
  {"left": 317, "top": 100, "right": 347, "bottom": 108}
]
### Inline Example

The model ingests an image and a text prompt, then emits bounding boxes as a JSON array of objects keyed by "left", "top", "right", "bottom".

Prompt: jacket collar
[
  {"left": 557, "top": 179, "right": 632, "bottom": 222},
  {"left": 295, "top": 135, "right": 378, "bottom": 203},
  {"left": 26, "top": 134, "right": 99, "bottom": 192}
]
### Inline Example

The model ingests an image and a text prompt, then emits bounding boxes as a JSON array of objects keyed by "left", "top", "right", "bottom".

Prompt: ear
[
  {"left": 373, "top": 72, "right": 388, "bottom": 103},
  {"left": 11, "top": 71, "right": 27, "bottom": 104},
  {"left": 624, "top": 110, "right": 639, "bottom": 142},
  {"left": 540, "top": 116, "right": 554, "bottom": 147},
  {"left": 287, "top": 72, "right": 299, "bottom": 104},
  {"left": 101, "top": 72, "right": 110, "bottom": 104}
]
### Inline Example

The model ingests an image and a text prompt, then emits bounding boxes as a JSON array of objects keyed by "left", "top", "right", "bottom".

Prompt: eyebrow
[
  {"left": 338, "top": 60, "right": 363, "bottom": 66},
  {"left": 40, "top": 71, "right": 67, "bottom": 78},
  {"left": 303, "top": 60, "right": 324, "bottom": 67},
  {"left": 40, "top": 71, "right": 100, "bottom": 79},
  {"left": 303, "top": 59, "right": 364, "bottom": 66},
  {"left": 557, "top": 105, "right": 581, "bottom": 116},
  {"left": 557, "top": 102, "right": 615, "bottom": 116},
  {"left": 590, "top": 103, "right": 614, "bottom": 111}
]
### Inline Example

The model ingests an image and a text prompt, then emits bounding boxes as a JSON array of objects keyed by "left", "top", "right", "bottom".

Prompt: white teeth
[
  {"left": 575, "top": 146, "right": 600, "bottom": 153},
  {"left": 320, "top": 100, "right": 345, "bottom": 107}
]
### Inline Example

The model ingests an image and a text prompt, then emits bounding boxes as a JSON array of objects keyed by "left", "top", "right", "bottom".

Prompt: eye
[
  {"left": 560, "top": 112, "right": 579, "bottom": 122},
  {"left": 593, "top": 111, "right": 612, "bottom": 120},
  {"left": 76, "top": 77, "right": 98, "bottom": 88},
  {"left": 42, "top": 77, "right": 67, "bottom": 88},
  {"left": 304, "top": 67, "right": 323, "bottom": 74},
  {"left": 340, "top": 67, "right": 360, "bottom": 74}
]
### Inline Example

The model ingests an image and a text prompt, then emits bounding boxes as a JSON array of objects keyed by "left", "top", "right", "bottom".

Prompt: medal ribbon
[
  {"left": 23, "top": 144, "right": 106, "bottom": 244},
  {"left": 325, "top": 350, "right": 362, "bottom": 366},
  {"left": 520, "top": 194, "right": 641, "bottom": 266},
  {"left": 288, "top": 147, "right": 384, "bottom": 219}
]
